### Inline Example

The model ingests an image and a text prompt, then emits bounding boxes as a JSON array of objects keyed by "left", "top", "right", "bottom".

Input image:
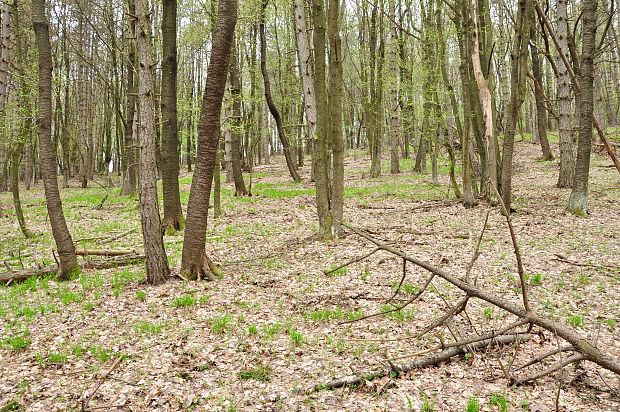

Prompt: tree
[
  {"left": 568, "top": 0, "right": 598, "bottom": 216},
  {"left": 136, "top": 0, "right": 170, "bottom": 285},
  {"left": 228, "top": 38, "right": 248, "bottom": 196},
  {"left": 259, "top": 0, "right": 301, "bottom": 183},
  {"left": 121, "top": 0, "right": 138, "bottom": 197},
  {"left": 32, "top": 0, "right": 79, "bottom": 280},
  {"left": 529, "top": 25, "right": 554, "bottom": 161},
  {"left": 181, "top": 0, "right": 237, "bottom": 280},
  {"left": 555, "top": 0, "right": 574, "bottom": 188},
  {"left": 161, "top": 0, "right": 184, "bottom": 233},
  {"left": 500, "top": 0, "right": 533, "bottom": 212}
]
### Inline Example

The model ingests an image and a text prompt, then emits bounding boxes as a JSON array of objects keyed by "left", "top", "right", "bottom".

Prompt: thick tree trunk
[
  {"left": 229, "top": 40, "right": 248, "bottom": 196},
  {"left": 32, "top": 0, "right": 79, "bottom": 280},
  {"left": 259, "top": 0, "right": 301, "bottom": 183},
  {"left": 556, "top": 0, "right": 575, "bottom": 187},
  {"left": 136, "top": 0, "right": 170, "bottom": 285},
  {"left": 161, "top": 0, "right": 184, "bottom": 233},
  {"left": 568, "top": 0, "right": 598, "bottom": 216},
  {"left": 181, "top": 0, "right": 236, "bottom": 280}
]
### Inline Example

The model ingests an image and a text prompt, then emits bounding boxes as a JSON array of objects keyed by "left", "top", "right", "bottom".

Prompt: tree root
[{"left": 180, "top": 251, "right": 222, "bottom": 281}]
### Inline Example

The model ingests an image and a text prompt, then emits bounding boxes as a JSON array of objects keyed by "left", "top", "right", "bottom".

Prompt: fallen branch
[
  {"left": 101, "top": 228, "right": 136, "bottom": 244},
  {"left": 75, "top": 249, "right": 139, "bottom": 256},
  {"left": 552, "top": 253, "right": 620, "bottom": 271},
  {"left": 81, "top": 356, "right": 123, "bottom": 411},
  {"left": 340, "top": 221, "right": 620, "bottom": 376},
  {"left": 93, "top": 194, "right": 109, "bottom": 210},
  {"left": 309, "top": 333, "right": 531, "bottom": 393},
  {"left": 0, "top": 254, "right": 145, "bottom": 283}
]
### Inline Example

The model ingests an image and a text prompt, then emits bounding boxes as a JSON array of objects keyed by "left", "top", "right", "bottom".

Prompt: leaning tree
[{"left": 180, "top": 0, "right": 237, "bottom": 280}]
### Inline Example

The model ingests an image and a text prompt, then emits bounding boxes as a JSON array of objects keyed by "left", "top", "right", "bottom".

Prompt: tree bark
[
  {"left": 568, "top": 0, "right": 598, "bottom": 216},
  {"left": 500, "top": 0, "right": 533, "bottom": 213},
  {"left": 161, "top": 0, "right": 184, "bottom": 233},
  {"left": 32, "top": 0, "right": 79, "bottom": 280},
  {"left": 136, "top": 0, "right": 170, "bottom": 285},
  {"left": 530, "top": 26, "right": 554, "bottom": 161},
  {"left": 555, "top": 0, "right": 575, "bottom": 187},
  {"left": 259, "top": 0, "right": 301, "bottom": 183},
  {"left": 181, "top": 0, "right": 237, "bottom": 280},
  {"left": 387, "top": 0, "right": 400, "bottom": 175},
  {"left": 229, "top": 39, "right": 248, "bottom": 196},
  {"left": 121, "top": 0, "right": 138, "bottom": 196}
]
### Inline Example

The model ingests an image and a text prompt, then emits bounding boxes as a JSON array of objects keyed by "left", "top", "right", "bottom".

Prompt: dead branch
[
  {"left": 93, "top": 194, "right": 109, "bottom": 210},
  {"left": 101, "top": 228, "right": 136, "bottom": 244},
  {"left": 324, "top": 247, "right": 381, "bottom": 275},
  {"left": 512, "top": 353, "right": 586, "bottom": 385},
  {"left": 75, "top": 249, "right": 139, "bottom": 256},
  {"left": 309, "top": 333, "right": 531, "bottom": 393},
  {"left": 339, "top": 221, "right": 620, "bottom": 376},
  {"left": 339, "top": 273, "right": 435, "bottom": 325},
  {"left": 0, "top": 254, "right": 145, "bottom": 283},
  {"left": 552, "top": 253, "right": 620, "bottom": 271},
  {"left": 81, "top": 356, "right": 123, "bottom": 411},
  {"left": 514, "top": 345, "right": 576, "bottom": 372},
  {"left": 385, "top": 258, "right": 407, "bottom": 304}
]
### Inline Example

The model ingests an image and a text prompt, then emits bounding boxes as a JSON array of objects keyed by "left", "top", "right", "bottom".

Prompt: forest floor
[{"left": 1, "top": 138, "right": 619, "bottom": 411}]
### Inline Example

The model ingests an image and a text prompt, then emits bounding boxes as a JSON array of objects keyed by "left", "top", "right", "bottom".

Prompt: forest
[{"left": 0, "top": 0, "right": 619, "bottom": 410}]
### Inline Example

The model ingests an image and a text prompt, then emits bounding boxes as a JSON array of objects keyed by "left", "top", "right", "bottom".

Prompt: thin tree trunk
[
  {"left": 161, "top": 0, "right": 184, "bottom": 233},
  {"left": 32, "top": 0, "right": 79, "bottom": 280},
  {"left": 181, "top": 0, "right": 236, "bottom": 280},
  {"left": 556, "top": 0, "right": 575, "bottom": 187},
  {"left": 259, "top": 0, "right": 301, "bottom": 183},
  {"left": 136, "top": 0, "right": 170, "bottom": 285},
  {"left": 530, "top": 26, "right": 553, "bottom": 161},
  {"left": 229, "top": 39, "right": 248, "bottom": 196},
  {"left": 500, "top": 0, "right": 533, "bottom": 213},
  {"left": 388, "top": 0, "right": 400, "bottom": 175},
  {"left": 121, "top": 0, "right": 138, "bottom": 196}
]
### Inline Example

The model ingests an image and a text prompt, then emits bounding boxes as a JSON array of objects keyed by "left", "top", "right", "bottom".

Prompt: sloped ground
[{"left": 0, "top": 140, "right": 619, "bottom": 411}]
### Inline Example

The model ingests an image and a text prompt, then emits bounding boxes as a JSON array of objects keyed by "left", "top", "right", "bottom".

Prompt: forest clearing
[{"left": 1, "top": 141, "right": 619, "bottom": 410}]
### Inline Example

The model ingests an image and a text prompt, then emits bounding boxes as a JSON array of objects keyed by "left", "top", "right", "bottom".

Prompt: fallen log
[
  {"left": 310, "top": 333, "right": 531, "bottom": 393},
  {"left": 0, "top": 254, "right": 145, "bottom": 283}
]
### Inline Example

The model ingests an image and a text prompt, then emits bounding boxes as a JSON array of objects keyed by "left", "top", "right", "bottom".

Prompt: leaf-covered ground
[{"left": 1, "top": 140, "right": 619, "bottom": 411}]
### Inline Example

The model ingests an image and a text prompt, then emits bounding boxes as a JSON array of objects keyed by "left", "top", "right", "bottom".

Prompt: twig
[
  {"left": 514, "top": 346, "right": 576, "bottom": 372},
  {"left": 101, "top": 228, "right": 136, "bottom": 244},
  {"left": 81, "top": 356, "right": 123, "bottom": 411},
  {"left": 512, "top": 353, "right": 586, "bottom": 385},
  {"left": 468, "top": 210, "right": 491, "bottom": 285},
  {"left": 339, "top": 273, "right": 435, "bottom": 325},
  {"left": 385, "top": 258, "right": 407, "bottom": 304},
  {"left": 324, "top": 247, "right": 381, "bottom": 275}
]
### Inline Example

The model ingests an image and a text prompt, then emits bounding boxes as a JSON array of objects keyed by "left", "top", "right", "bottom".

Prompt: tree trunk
[
  {"left": 121, "top": 0, "right": 138, "bottom": 196},
  {"left": 568, "top": 0, "right": 598, "bottom": 216},
  {"left": 294, "top": 0, "right": 317, "bottom": 178},
  {"left": 11, "top": 144, "right": 32, "bottom": 238},
  {"left": 471, "top": 0, "right": 498, "bottom": 200},
  {"left": 32, "top": 0, "right": 79, "bottom": 280},
  {"left": 259, "top": 0, "right": 301, "bottom": 183},
  {"left": 556, "top": 0, "right": 575, "bottom": 187},
  {"left": 387, "top": 0, "right": 400, "bottom": 175},
  {"left": 136, "top": 0, "right": 170, "bottom": 285},
  {"left": 160, "top": 0, "right": 184, "bottom": 234},
  {"left": 530, "top": 26, "right": 554, "bottom": 161},
  {"left": 500, "top": 0, "right": 533, "bottom": 213},
  {"left": 229, "top": 39, "right": 248, "bottom": 196},
  {"left": 181, "top": 0, "right": 237, "bottom": 280},
  {"left": 328, "top": 0, "right": 344, "bottom": 237}
]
